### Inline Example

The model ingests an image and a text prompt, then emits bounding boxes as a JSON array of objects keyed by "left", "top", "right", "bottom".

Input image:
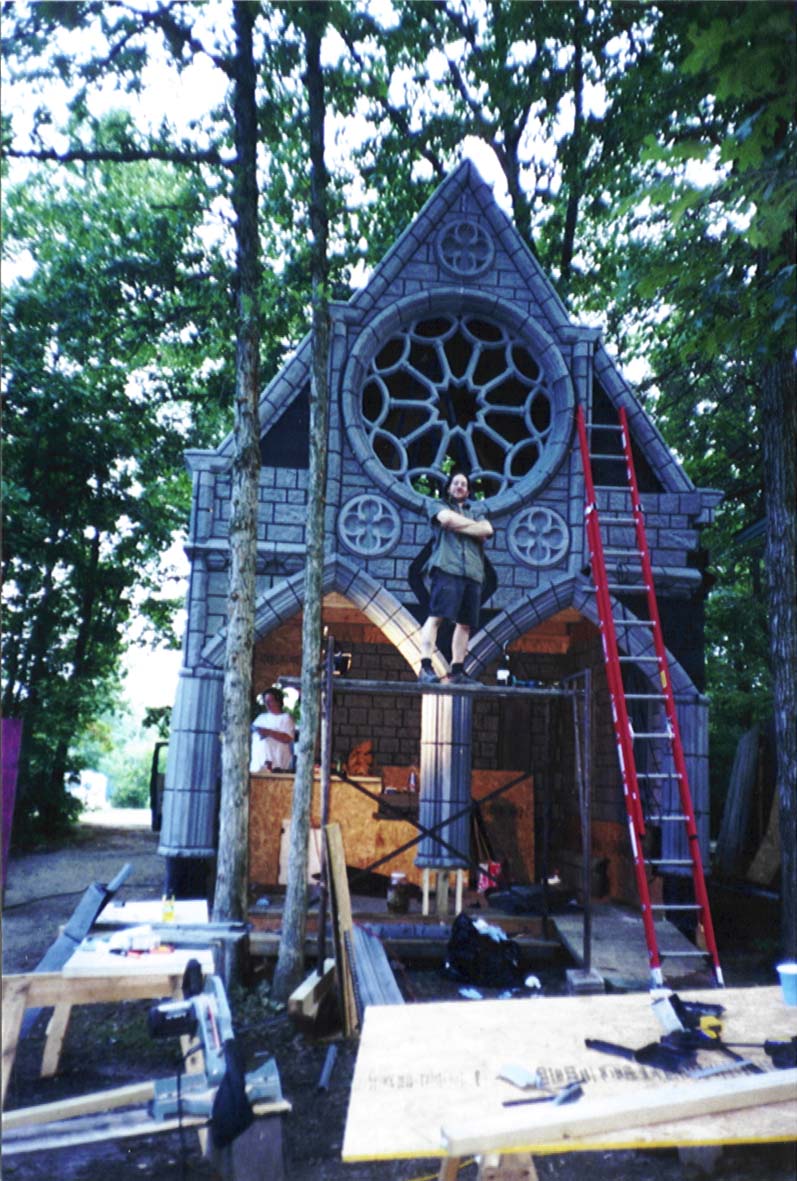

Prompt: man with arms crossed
[{"left": 418, "top": 469, "right": 493, "bottom": 685}]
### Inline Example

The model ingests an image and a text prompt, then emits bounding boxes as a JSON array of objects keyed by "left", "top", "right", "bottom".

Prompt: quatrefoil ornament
[
  {"left": 508, "top": 506, "right": 570, "bottom": 568},
  {"left": 338, "top": 494, "right": 402, "bottom": 557},
  {"left": 436, "top": 219, "right": 495, "bottom": 277}
]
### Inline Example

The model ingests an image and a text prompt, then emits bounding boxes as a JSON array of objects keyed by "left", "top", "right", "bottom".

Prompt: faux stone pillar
[
  {"left": 415, "top": 693, "right": 472, "bottom": 869},
  {"left": 159, "top": 668, "right": 223, "bottom": 858}
]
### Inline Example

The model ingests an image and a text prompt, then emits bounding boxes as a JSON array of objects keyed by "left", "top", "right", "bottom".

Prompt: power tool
[{"left": 147, "top": 959, "right": 282, "bottom": 1147}]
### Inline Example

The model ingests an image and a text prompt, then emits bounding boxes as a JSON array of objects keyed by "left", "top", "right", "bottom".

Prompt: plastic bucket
[{"left": 776, "top": 962, "right": 797, "bottom": 1006}]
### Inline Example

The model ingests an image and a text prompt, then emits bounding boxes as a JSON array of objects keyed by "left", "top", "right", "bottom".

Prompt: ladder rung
[
  {"left": 588, "top": 422, "right": 623, "bottom": 432},
  {"left": 645, "top": 814, "right": 689, "bottom": 823},
  {"left": 607, "top": 583, "right": 648, "bottom": 592},
  {"left": 612, "top": 618, "right": 653, "bottom": 627},
  {"left": 590, "top": 452, "right": 626, "bottom": 462},
  {"left": 619, "top": 655, "right": 659, "bottom": 663},
  {"left": 647, "top": 859, "right": 693, "bottom": 867},
  {"left": 597, "top": 513, "right": 636, "bottom": 524},
  {"left": 624, "top": 693, "right": 666, "bottom": 700},
  {"left": 651, "top": 903, "right": 701, "bottom": 911},
  {"left": 659, "top": 950, "right": 708, "bottom": 960},
  {"left": 637, "top": 772, "right": 682, "bottom": 780},
  {"left": 632, "top": 730, "right": 672, "bottom": 739}
]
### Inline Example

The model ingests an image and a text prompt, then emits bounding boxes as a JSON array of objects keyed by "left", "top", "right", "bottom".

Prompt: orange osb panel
[{"left": 248, "top": 769, "right": 533, "bottom": 890}]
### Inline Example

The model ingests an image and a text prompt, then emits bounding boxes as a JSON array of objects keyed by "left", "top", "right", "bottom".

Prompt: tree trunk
[
  {"left": 272, "top": 2, "right": 330, "bottom": 1003},
  {"left": 10, "top": 560, "right": 57, "bottom": 820},
  {"left": 38, "top": 528, "right": 103, "bottom": 828},
  {"left": 213, "top": 0, "right": 261, "bottom": 923},
  {"left": 559, "top": 8, "right": 584, "bottom": 294},
  {"left": 760, "top": 351, "right": 797, "bottom": 958}
]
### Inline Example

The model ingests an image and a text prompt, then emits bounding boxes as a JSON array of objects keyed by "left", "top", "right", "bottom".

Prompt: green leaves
[{"left": 2, "top": 133, "right": 233, "bottom": 842}]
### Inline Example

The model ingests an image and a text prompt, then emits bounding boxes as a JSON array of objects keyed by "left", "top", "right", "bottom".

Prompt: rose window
[{"left": 350, "top": 309, "right": 571, "bottom": 510}]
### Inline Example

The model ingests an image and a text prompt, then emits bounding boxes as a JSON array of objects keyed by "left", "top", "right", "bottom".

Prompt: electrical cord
[
  {"left": 3, "top": 884, "right": 164, "bottom": 910},
  {"left": 3, "top": 888, "right": 89, "bottom": 909},
  {"left": 176, "top": 1054, "right": 186, "bottom": 1181},
  {"left": 175, "top": 1038, "right": 204, "bottom": 1181}
]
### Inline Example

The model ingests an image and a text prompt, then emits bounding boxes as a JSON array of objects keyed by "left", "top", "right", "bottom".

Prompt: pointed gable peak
[{"left": 346, "top": 155, "right": 570, "bottom": 336}]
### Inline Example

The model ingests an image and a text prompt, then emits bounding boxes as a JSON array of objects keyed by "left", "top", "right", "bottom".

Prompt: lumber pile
[
  {"left": 324, "top": 822, "right": 404, "bottom": 1036},
  {"left": 350, "top": 926, "right": 404, "bottom": 1009}
]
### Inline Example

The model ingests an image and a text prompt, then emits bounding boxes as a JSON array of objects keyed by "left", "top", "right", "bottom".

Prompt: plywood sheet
[
  {"left": 249, "top": 771, "right": 533, "bottom": 889},
  {"left": 249, "top": 774, "right": 423, "bottom": 885},
  {"left": 472, "top": 772, "right": 534, "bottom": 885},
  {"left": 342, "top": 986, "right": 797, "bottom": 1162}
]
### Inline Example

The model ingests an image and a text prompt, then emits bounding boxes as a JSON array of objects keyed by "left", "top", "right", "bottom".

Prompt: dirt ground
[{"left": 2, "top": 818, "right": 795, "bottom": 1181}]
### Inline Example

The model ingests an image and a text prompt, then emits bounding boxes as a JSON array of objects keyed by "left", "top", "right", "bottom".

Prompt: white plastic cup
[{"left": 776, "top": 961, "right": 797, "bottom": 1006}]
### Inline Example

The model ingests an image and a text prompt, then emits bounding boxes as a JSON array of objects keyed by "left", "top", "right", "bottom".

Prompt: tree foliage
[
  {"left": 2, "top": 132, "right": 233, "bottom": 842},
  {"left": 574, "top": 0, "right": 795, "bottom": 948},
  {"left": 325, "top": 2, "right": 648, "bottom": 283}
]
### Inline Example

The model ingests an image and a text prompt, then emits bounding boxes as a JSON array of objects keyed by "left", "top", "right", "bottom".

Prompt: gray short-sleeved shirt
[{"left": 425, "top": 497, "right": 490, "bottom": 585}]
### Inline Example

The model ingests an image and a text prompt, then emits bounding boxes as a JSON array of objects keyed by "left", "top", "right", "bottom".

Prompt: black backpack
[{"left": 444, "top": 912, "right": 524, "bottom": 989}]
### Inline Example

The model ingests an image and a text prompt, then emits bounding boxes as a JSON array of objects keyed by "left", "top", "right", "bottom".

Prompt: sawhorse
[{"left": 2, "top": 969, "right": 198, "bottom": 1105}]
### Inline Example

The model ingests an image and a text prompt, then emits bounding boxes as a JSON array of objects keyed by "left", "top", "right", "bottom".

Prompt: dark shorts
[{"left": 428, "top": 569, "right": 481, "bottom": 630}]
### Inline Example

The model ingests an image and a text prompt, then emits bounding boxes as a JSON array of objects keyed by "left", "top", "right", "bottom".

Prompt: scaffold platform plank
[
  {"left": 278, "top": 677, "right": 573, "bottom": 698},
  {"left": 554, "top": 905, "right": 713, "bottom": 991}
]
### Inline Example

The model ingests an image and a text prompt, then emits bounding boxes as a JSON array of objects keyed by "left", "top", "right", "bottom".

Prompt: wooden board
[
  {"left": 441, "top": 1069, "right": 797, "bottom": 1157},
  {"left": 350, "top": 927, "right": 404, "bottom": 1008},
  {"left": 553, "top": 905, "right": 708, "bottom": 990},
  {"left": 2, "top": 1097, "right": 291, "bottom": 1155},
  {"left": 746, "top": 790, "right": 780, "bottom": 886},
  {"left": 325, "top": 823, "right": 359, "bottom": 1037},
  {"left": 715, "top": 726, "right": 760, "bottom": 877},
  {"left": 341, "top": 986, "right": 797, "bottom": 1162},
  {"left": 3, "top": 1082, "right": 157, "bottom": 1131},
  {"left": 287, "top": 959, "right": 336, "bottom": 1021}
]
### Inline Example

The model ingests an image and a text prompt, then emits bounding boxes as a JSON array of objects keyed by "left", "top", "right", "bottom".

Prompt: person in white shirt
[{"left": 250, "top": 688, "right": 296, "bottom": 772}]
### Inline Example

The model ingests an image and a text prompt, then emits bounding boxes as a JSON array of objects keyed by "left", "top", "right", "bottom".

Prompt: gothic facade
[{"left": 159, "top": 161, "right": 719, "bottom": 899}]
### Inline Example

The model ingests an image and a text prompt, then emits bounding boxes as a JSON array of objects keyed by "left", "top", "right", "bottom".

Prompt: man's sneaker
[
  {"left": 418, "top": 667, "right": 440, "bottom": 684},
  {"left": 444, "top": 670, "right": 480, "bottom": 685}
]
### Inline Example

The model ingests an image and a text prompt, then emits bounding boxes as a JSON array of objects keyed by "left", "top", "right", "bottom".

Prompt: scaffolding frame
[{"left": 280, "top": 641, "right": 592, "bottom": 967}]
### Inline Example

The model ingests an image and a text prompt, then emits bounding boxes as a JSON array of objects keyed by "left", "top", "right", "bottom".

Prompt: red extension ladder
[{"left": 576, "top": 403, "right": 723, "bottom": 989}]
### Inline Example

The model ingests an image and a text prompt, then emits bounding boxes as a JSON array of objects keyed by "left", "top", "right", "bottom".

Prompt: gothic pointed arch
[
  {"left": 200, "top": 552, "right": 425, "bottom": 672},
  {"left": 467, "top": 574, "right": 700, "bottom": 701}
]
